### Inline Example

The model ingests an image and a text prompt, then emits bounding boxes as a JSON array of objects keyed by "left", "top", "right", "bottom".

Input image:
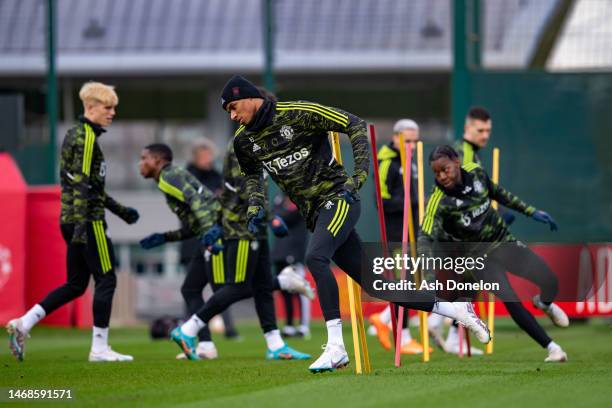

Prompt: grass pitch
[{"left": 1, "top": 317, "right": 610, "bottom": 407}]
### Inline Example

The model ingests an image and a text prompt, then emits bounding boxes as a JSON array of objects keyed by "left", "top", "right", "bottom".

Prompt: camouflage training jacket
[
  {"left": 454, "top": 139, "right": 482, "bottom": 166},
  {"left": 418, "top": 163, "right": 536, "bottom": 256},
  {"left": 59, "top": 116, "right": 132, "bottom": 242},
  {"left": 157, "top": 164, "right": 221, "bottom": 242},
  {"left": 234, "top": 99, "right": 370, "bottom": 230},
  {"left": 220, "top": 141, "right": 268, "bottom": 240}
]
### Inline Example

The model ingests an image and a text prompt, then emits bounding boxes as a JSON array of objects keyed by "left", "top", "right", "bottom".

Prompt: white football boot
[
  {"left": 545, "top": 343, "right": 568, "bottom": 363},
  {"left": 6, "top": 319, "right": 27, "bottom": 362},
  {"left": 89, "top": 347, "right": 134, "bottom": 362},
  {"left": 278, "top": 266, "right": 315, "bottom": 300},
  {"left": 452, "top": 302, "right": 491, "bottom": 344},
  {"left": 308, "top": 343, "right": 349, "bottom": 373},
  {"left": 176, "top": 341, "right": 218, "bottom": 360},
  {"left": 533, "top": 295, "right": 569, "bottom": 328}
]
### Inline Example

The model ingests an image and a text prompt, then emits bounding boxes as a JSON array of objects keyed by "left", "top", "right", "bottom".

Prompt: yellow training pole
[
  {"left": 487, "top": 147, "right": 500, "bottom": 354},
  {"left": 330, "top": 132, "right": 371, "bottom": 373},
  {"left": 416, "top": 141, "right": 429, "bottom": 362}
]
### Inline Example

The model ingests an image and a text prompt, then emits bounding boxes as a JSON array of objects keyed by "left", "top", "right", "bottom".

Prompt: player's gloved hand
[
  {"left": 340, "top": 190, "right": 356, "bottom": 204},
  {"left": 501, "top": 211, "right": 515, "bottom": 225},
  {"left": 140, "top": 233, "right": 166, "bottom": 249},
  {"left": 270, "top": 215, "right": 289, "bottom": 237},
  {"left": 122, "top": 207, "right": 140, "bottom": 224},
  {"left": 532, "top": 210, "right": 558, "bottom": 231},
  {"left": 201, "top": 224, "right": 223, "bottom": 247},
  {"left": 247, "top": 207, "right": 266, "bottom": 235},
  {"left": 210, "top": 242, "right": 224, "bottom": 255},
  {"left": 71, "top": 222, "right": 88, "bottom": 244}
]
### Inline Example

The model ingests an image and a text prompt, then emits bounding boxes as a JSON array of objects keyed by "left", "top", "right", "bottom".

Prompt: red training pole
[
  {"left": 394, "top": 143, "right": 415, "bottom": 367},
  {"left": 368, "top": 124, "right": 398, "bottom": 344}
]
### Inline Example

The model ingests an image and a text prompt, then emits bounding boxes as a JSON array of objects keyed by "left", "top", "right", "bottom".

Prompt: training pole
[
  {"left": 368, "top": 124, "right": 398, "bottom": 344},
  {"left": 330, "top": 132, "right": 371, "bottom": 374},
  {"left": 416, "top": 141, "right": 430, "bottom": 362},
  {"left": 394, "top": 138, "right": 418, "bottom": 367},
  {"left": 486, "top": 148, "right": 500, "bottom": 354}
]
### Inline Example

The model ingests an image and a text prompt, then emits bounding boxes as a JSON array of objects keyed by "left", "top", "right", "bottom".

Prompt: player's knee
[{"left": 67, "top": 281, "right": 88, "bottom": 297}]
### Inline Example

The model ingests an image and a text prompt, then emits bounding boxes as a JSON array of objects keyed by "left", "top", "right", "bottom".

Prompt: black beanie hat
[{"left": 220, "top": 75, "right": 263, "bottom": 110}]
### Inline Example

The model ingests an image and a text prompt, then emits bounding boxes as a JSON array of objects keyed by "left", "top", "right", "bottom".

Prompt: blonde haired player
[{"left": 7, "top": 82, "right": 140, "bottom": 362}]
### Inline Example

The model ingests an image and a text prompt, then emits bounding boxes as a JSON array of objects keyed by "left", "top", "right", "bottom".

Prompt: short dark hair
[
  {"left": 145, "top": 143, "right": 173, "bottom": 162},
  {"left": 429, "top": 145, "right": 459, "bottom": 163},
  {"left": 466, "top": 106, "right": 491, "bottom": 122}
]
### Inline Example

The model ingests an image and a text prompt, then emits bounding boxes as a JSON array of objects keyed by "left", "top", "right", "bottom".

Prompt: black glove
[
  {"left": 532, "top": 210, "right": 558, "bottom": 231},
  {"left": 122, "top": 207, "right": 140, "bottom": 224},
  {"left": 247, "top": 208, "right": 266, "bottom": 235},
  {"left": 140, "top": 233, "right": 166, "bottom": 249}
]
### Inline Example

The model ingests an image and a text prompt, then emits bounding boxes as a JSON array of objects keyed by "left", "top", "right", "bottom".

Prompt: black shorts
[{"left": 207, "top": 239, "right": 269, "bottom": 287}]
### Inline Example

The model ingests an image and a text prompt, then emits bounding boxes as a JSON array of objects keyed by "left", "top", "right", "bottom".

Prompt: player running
[
  {"left": 139, "top": 143, "right": 312, "bottom": 361},
  {"left": 7, "top": 82, "right": 140, "bottom": 362},
  {"left": 220, "top": 75, "right": 491, "bottom": 373},
  {"left": 419, "top": 145, "right": 569, "bottom": 362}
]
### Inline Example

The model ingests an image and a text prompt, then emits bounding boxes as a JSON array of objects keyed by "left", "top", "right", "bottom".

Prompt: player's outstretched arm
[
  {"left": 483, "top": 168, "right": 557, "bottom": 231},
  {"left": 104, "top": 194, "right": 139, "bottom": 224}
]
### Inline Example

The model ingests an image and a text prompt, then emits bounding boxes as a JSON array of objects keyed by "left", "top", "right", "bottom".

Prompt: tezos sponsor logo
[{"left": 262, "top": 148, "right": 309, "bottom": 174}]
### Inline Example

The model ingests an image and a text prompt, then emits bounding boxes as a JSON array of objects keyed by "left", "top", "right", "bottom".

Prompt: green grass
[{"left": 1, "top": 318, "right": 610, "bottom": 407}]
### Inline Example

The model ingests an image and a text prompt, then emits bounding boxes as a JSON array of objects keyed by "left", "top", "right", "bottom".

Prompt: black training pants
[
  {"left": 181, "top": 254, "right": 212, "bottom": 342},
  {"left": 195, "top": 239, "right": 277, "bottom": 334},
  {"left": 474, "top": 242, "right": 558, "bottom": 347},
  {"left": 39, "top": 223, "right": 117, "bottom": 328},
  {"left": 305, "top": 199, "right": 436, "bottom": 321}
]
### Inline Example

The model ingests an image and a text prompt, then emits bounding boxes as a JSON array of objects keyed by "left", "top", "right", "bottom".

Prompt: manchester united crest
[{"left": 280, "top": 125, "right": 294, "bottom": 140}]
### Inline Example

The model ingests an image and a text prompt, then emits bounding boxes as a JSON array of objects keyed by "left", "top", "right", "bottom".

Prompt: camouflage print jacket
[
  {"left": 60, "top": 116, "right": 132, "bottom": 243},
  {"left": 453, "top": 139, "right": 482, "bottom": 166},
  {"left": 417, "top": 163, "right": 536, "bottom": 257},
  {"left": 157, "top": 164, "right": 221, "bottom": 242},
  {"left": 234, "top": 99, "right": 370, "bottom": 231},
  {"left": 221, "top": 141, "right": 268, "bottom": 240}
]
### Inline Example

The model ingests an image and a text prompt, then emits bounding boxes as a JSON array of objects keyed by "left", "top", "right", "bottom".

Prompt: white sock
[
  {"left": 401, "top": 328, "right": 412, "bottom": 345},
  {"left": 547, "top": 341, "right": 561, "bottom": 351},
  {"left": 432, "top": 301, "right": 458, "bottom": 320},
  {"left": 21, "top": 304, "right": 46, "bottom": 332},
  {"left": 182, "top": 315, "right": 206, "bottom": 337},
  {"left": 380, "top": 306, "right": 391, "bottom": 325},
  {"left": 326, "top": 318, "right": 344, "bottom": 346},
  {"left": 264, "top": 329, "right": 285, "bottom": 351},
  {"left": 91, "top": 326, "right": 109, "bottom": 353}
]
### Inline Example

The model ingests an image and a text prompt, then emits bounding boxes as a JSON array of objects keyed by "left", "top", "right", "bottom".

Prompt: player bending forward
[
  {"left": 219, "top": 75, "right": 491, "bottom": 373},
  {"left": 138, "top": 143, "right": 311, "bottom": 361},
  {"left": 419, "top": 146, "right": 569, "bottom": 362}
]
